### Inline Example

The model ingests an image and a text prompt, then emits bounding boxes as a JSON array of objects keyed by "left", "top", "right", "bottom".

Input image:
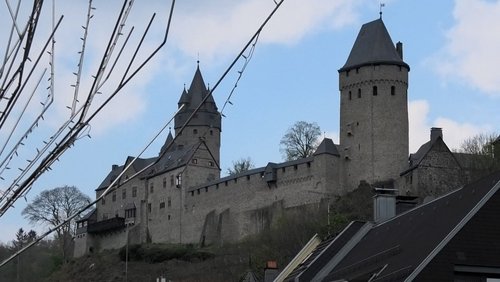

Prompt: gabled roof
[
  {"left": 339, "top": 19, "right": 409, "bottom": 72},
  {"left": 96, "top": 156, "right": 156, "bottom": 191},
  {"left": 401, "top": 136, "right": 461, "bottom": 175},
  {"left": 286, "top": 171, "right": 500, "bottom": 281},
  {"left": 313, "top": 138, "right": 340, "bottom": 156}
]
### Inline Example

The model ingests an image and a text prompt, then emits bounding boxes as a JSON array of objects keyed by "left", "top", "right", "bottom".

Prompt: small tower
[
  {"left": 174, "top": 65, "right": 221, "bottom": 165},
  {"left": 338, "top": 19, "right": 409, "bottom": 189}
]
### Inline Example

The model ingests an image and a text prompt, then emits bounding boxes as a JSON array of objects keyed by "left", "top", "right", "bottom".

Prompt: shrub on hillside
[{"left": 118, "top": 244, "right": 213, "bottom": 263}]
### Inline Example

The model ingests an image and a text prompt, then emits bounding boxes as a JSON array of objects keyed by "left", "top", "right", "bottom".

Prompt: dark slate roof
[
  {"left": 95, "top": 142, "right": 202, "bottom": 191},
  {"left": 284, "top": 221, "right": 366, "bottom": 282},
  {"left": 177, "top": 66, "right": 217, "bottom": 111},
  {"left": 76, "top": 208, "right": 96, "bottom": 223},
  {"left": 159, "top": 131, "right": 175, "bottom": 155},
  {"left": 494, "top": 135, "right": 500, "bottom": 144},
  {"left": 313, "top": 138, "right": 340, "bottom": 156},
  {"left": 339, "top": 19, "right": 409, "bottom": 72},
  {"left": 315, "top": 171, "right": 500, "bottom": 281},
  {"left": 174, "top": 65, "right": 221, "bottom": 130}
]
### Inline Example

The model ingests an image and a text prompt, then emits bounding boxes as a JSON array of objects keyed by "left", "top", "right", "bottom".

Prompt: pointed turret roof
[
  {"left": 314, "top": 138, "right": 340, "bottom": 156},
  {"left": 160, "top": 131, "right": 175, "bottom": 155},
  {"left": 339, "top": 19, "right": 409, "bottom": 72},
  {"left": 174, "top": 64, "right": 221, "bottom": 130},
  {"left": 177, "top": 65, "right": 217, "bottom": 111}
]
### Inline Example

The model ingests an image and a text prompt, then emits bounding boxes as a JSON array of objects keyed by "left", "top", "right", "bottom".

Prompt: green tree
[
  {"left": 22, "top": 186, "right": 90, "bottom": 261},
  {"left": 227, "top": 157, "right": 254, "bottom": 175},
  {"left": 280, "top": 121, "right": 321, "bottom": 161}
]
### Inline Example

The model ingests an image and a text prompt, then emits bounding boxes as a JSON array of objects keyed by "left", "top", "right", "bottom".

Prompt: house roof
[
  {"left": 284, "top": 170, "right": 500, "bottom": 281},
  {"left": 76, "top": 208, "right": 96, "bottom": 223},
  {"left": 339, "top": 19, "right": 409, "bottom": 72},
  {"left": 95, "top": 156, "right": 155, "bottom": 192},
  {"left": 95, "top": 142, "right": 203, "bottom": 191}
]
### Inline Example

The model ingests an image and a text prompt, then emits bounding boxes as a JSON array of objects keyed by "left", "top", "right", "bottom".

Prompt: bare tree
[
  {"left": 22, "top": 186, "right": 90, "bottom": 261},
  {"left": 227, "top": 157, "right": 254, "bottom": 175},
  {"left": 280, "top": 121, "right": 321, "bottom": 161},
  {"left": 457, "top": 132, "right": 499, "bottom": 156}
]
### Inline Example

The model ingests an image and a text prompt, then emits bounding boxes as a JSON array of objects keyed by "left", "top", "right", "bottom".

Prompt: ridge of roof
[{"left": 339, "top": 18, "right": 409, "bottom": 72}]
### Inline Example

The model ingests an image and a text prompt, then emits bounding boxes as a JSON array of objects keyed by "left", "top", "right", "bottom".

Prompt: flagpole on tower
[{"left": 380, "top": 3, "right": 385, "bottom": 19}]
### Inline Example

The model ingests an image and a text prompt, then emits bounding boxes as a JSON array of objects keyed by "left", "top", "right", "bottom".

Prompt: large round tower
[{"left": 338, "top": 18, "right": 409, "bottom": 189}]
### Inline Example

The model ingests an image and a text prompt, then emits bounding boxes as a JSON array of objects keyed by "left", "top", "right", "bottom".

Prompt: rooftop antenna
[{"left": 379, "top": 3, "right": 385, "bottom": 19}]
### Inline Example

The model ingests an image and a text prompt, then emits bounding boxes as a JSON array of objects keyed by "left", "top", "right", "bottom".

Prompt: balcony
[{"left": 87, "top": 217, "right": 125, "bottom": 234}]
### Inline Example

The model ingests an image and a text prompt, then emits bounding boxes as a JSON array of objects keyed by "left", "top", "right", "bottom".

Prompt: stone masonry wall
[{"left": 339, "top": 65, "right": 409, "bottom": 189}]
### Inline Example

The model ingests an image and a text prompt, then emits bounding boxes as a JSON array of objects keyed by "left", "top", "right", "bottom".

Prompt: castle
[{"left": 73, "top": 18, "right": 497, "bottom": 257}]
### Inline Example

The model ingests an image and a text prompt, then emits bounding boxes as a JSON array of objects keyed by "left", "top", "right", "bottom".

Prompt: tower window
[
  {"left": 193, "top": 129, "right": 198, "bottom": 134},
  {"left": 192, "top": 158, "right": 198, "bottom": 164},
  {"left": 373, "top": 86, "right": 378, "bottom": 96},
  {"left": 356, "top": 68, "right": 359, "bottom": 74},
  {"left": 132, "top": 186, "right": 137, "bottom": 197},
  {"left": 391, "top": 86, "right": 396, "bottom": 96},
  {"left": 163, "top": 177, "right": 167, "bottom": 188},
  {"left": 349, "top": 91, "right": 352, "bottom": 100},
  {"left": 150, "top": 183, "right": 154, "bottom": 193},
  {"left": 346, "top": 70, "right": 350, "bottom": 77},
  {"left": 210, "top": 130, "right": 213, "bottom": 135},
  {"left": 112, "top": 191, "right": 116, "bottom": 202},
  {"left": 122, "top": 189, "right": 126, "bottom": 199},
  {"left": 358, "top": 88, "right": 361, "bottom": 98}
]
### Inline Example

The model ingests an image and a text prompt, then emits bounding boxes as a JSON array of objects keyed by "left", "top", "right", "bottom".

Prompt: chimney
[
  {"left": 264, "top": 261, "right": 279, "bottom": 282},
  {"left": 430, "top": 127, "right": 443, "bottom": 142},
  {"left": 112, "top": 164, "right": 118, "bottom": 170},
  {"left": 396, "top": 41, "right": 403, "bottom": 59},
  {"left": 373, "top": 188, "right": 396, "bottom": 223}
]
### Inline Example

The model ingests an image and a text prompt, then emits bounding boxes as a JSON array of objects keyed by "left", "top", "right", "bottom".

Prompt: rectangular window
[
  {"left": 168, "top": 196, "right": 171, "bottom": 207},
  {"left": 101, "top": 197, "right": 106, "bottom": 205},
  {"left": 160, "top": 202, "right": 165, "bottom": 209},
  {"left": 209, "top": 161, "right": 214, "bottom": 167},
  {"left": 358, "top": 88, "right": 361, "bottom": 98},
  {"left": 132, "top": 186, "right": 137, "bottom": 197},
  {"left": 122, "top": 189, "right": 126, "bottom": 199},
  {"left": 373, "top": 86, "right": 378, "bottom": 96},
  {"left": 125, "top": 208, "right": 136, "bottom": 218},
  {"left": 112, "top": 191, "right": 116, "bottom": 202},
  {"left": 349, "top": 91, "right": 352, "bottom": 100},
  {"left": 176, "top": 173, "right": 182, "bottom": 188},
  {"left": 163, "top": 177, "right": 167, "bottom": 188},
  {"left": 192, "top": 159, "right": 198, "bottom": 164},
  {"left": 391, "top": 85, "right": 396, "bottom": 96},
  {"left": 148, "top": 203, "right": 152, "bottom": 213},
  {"left": 150, "top": 183, "right": 154, "bottom": 194},
  {"left": 170, "top": 175, "right": 174, "bottom": 187}
]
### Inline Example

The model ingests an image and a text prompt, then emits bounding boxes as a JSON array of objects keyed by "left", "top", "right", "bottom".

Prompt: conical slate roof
[
  {"left": 339, "top": 19, "right": 409, "bottom": 72},
  {"left": 159, "top": 131, "right": 175, "bottom": 155},
  {"left": 174, "top": 65, "right": 221, "bottom": 130},
  {"left": 314, "top": 138, "right": 340, "bottom": 156},
  {"left": 177, "top": 66, "right": 217, "bottom": 111}
]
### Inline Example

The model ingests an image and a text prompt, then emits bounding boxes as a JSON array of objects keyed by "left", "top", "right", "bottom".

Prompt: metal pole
[{"left": 125, "top": 223, "right": 129, "bottom": 282}]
